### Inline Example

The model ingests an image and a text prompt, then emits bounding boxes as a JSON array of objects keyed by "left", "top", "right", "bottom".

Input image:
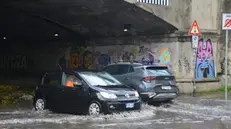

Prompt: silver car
[{"left": 101, "top": 62, "right": 179, "bottom": 103}]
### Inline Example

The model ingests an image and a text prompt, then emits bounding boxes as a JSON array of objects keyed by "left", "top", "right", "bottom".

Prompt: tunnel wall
[
  {"left": 42, "top": 35, "right": 219, "bottom": 80},
  {"left": 63, "top": 34, "right": 220, "bottom": 93},
  {"left": 0, "top": 35, "right": 220, "bottom": 79},
  {"left": 0, "top": 34, "right": 220, "bottom": 92}
]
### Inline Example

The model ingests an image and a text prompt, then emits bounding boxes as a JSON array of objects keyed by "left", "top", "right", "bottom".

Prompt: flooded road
[{"left": 1, "top": 95, "right": 231, "bottom": 129}]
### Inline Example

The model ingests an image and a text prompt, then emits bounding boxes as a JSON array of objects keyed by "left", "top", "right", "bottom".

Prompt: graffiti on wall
[
  {"left": 82, "top": 51, "right": 94, "bottom": 69},
  {"left": 178, "top": 60, "right": 182, "bottom": 73},
  {"left": 70, "top": 53, "right": 81, "bottom": 68},
  {"left": 183, "top": 57, "right": 191, "bottom": 74},
  {"left": 98, "top": 54, "right": 111, "bottom": 69},
  {"left": 69, "top": 46, "right": 86, "bottom": 69},
  {"left": 138, "top": 46, "right": 155, "bottom": 65},
  {"left": 121, "top": 52, "right": 135, "bottom": 62},
  {"left": 221, "top": 57, "right": 231, "bottom": 75},
  {"left": 195, "top": 39, "right": 215, "bottom": 78},
  {"left": 63, "top": 45, "right": 175, "bottom": 71},
  {"left": 0, "top": 55, "right": 27, "bottom": 70},
  {"left": 159, "top": 48, "right": 171, "bottom": 65}
]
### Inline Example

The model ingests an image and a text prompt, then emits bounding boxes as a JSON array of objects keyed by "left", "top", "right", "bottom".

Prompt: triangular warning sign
[{"left": 188, "top": 20, "right": 201, "bottom": 36}]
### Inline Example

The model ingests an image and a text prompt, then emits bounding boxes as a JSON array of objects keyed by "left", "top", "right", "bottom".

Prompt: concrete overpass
[
  {"left": 1, "top": 0, "right": 177, "bottom": 40},
  {"left": 2, "top": 0, "right": 222, "bottom": 39},
  {"left": 127, "top": 0, "right": 221, "bottom": 33},
  {"left": 0, "top": 0, "right": 225, "bottom": 93}
]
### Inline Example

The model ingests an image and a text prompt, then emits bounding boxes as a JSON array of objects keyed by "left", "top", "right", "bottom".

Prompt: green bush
[
  {"left": 0, "top": 85, "right": 35, "bottom": 105},
  {"left": 219, "top": 85, "right": 231, "bottom": 91}
]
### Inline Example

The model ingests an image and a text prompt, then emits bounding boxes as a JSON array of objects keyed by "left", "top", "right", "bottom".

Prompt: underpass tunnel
[{"left": 0, "top": 0, "right": 177, "bottom": 87}]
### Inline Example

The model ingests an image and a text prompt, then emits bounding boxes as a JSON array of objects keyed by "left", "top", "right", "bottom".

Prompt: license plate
[
  {"left": 161, "top": 86, "right": 171, "bottom": 90},
  {"left": 125, "top": 103, "right": 134, "bottom": 108}
]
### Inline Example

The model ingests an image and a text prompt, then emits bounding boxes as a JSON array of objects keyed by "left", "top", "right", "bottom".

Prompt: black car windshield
[{"left": 79, "top": 72, "right": 122, "bottom": 86}]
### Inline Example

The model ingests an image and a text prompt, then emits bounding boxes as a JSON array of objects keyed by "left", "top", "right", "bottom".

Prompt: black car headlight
[
  {"left": 99, "top": 92, "right": 117, "bottom": 99},
  {"left": 134, "top": 91, "right": 139, "bottom": 97}
]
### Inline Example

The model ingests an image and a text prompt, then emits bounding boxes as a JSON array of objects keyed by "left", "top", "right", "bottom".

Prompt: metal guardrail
[{"left": 137, "top": 0, "right": 169, "bottom": 6}]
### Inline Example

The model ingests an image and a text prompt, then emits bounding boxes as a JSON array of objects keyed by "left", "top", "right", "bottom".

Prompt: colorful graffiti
[
  {"left": 130, "top": 48, "right": 137, "bottom": 58},
  {"left": 122, "top": 52, "right": 135, "bottom": 62},
  {"left": 70, "top": 53, "right": 81, "bottom": 68},
  {"left": 83, "top": 51, "right": 94, "bottom": 69},
  {"left": 139, "top": 46, "right": 155, "bottom": 65},
  {"left": 159, "top": 48, "right": 171, "bottom": 65},
  {"left": 195, "top": 39, "right": 215, "bottom": 78},
  {"left": 98, "top": 54, "right": 111, "bottom": 68},
  {"left": 141, "top": 52, "right": 155, "bottom": 65},
  {"left": 64, "top": 45, "right": 174, "bottom": 71}
]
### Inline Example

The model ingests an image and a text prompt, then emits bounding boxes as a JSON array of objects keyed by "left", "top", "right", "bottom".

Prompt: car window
[
  {"left": 103, "top": 65, "right": 131, "bottom": 75},
  {"left": 102, "top": 65, "right": 118, "bottom": 75},
  {"left": 62, "top": 73, "right": 82, "bottom": 87},
  {"left": 43, "top": 73, "right": 62, "bottom": 85},
  {"left": 79, "top": 72, "right": 122, "bottom": 86},
  {"left": 145, "top": 67, "right": 171, "bottom": 76},
  {"left": 116, "top": 65, "right": 130, "bottom": 75},
  {"left": 128, "top": 66, "right": 135, "bottom": 73}
]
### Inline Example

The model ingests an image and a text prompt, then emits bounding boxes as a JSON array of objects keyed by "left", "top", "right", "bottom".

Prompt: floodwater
[{"left": 1, "top": 94, "right": 231, "bottom": 129}]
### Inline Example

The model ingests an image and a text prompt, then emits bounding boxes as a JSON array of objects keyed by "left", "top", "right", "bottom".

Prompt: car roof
[
  {"left": 107, "top": 62, "right": 167, "bottom": 67},
  {"left": 44, "top": 68, "right": 99, "bottom": 75},
  {"left": 108, "top": 62, "right": 143, "bottom": 66}
]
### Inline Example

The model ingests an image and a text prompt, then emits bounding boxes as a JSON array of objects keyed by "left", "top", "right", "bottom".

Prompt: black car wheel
[
  {"left": 35, "top": 98, "right": 46, "bottom": 111},
  {"left": 165, "top": 99, "right": 174, "bottom": 104},
  {"left": 88, "top": 101, "right": 102, "bottom": 115}
]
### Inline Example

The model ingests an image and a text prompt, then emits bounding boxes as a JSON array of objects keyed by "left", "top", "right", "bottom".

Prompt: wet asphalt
[{"left": 1, "top": 94, "right": 231, "bottom": 129}]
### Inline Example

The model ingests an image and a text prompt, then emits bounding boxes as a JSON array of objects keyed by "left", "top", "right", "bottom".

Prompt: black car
[
  {"left": 33, "top": 70, "right": 141, "bottom": 115},
  {"left": 101, "top": 62, "right": 179, "bottom": 103}
]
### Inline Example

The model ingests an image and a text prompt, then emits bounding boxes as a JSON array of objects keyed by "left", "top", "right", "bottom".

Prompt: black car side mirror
[{"left": 73, "top": 81, "right": 83, "bottom": 86}]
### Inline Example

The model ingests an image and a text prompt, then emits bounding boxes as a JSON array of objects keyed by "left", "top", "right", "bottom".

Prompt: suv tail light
[{"left": 143, "top": 76, "right": 156, "bottom": 83}]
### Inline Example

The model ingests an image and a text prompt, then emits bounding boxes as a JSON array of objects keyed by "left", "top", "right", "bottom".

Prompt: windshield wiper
[
  {"left": 94, "top": 85, "right": 108, "bottom": 87},
  {"left": 94, "top": 84, "right": 118, "bottom": 87}
]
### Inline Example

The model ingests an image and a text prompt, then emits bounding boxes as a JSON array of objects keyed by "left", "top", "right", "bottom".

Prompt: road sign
[
  {"left": 188, "top": 20, "right": 201, "bottom": 36},
  {"left": 222, "top": 13, "right": 231, "bottom": 101},
  {"left": 192, "top": 35, "right": 198, "bottom": 49},
  {"left": 222, "top": 13, "right": 231, "bottom": 30}
]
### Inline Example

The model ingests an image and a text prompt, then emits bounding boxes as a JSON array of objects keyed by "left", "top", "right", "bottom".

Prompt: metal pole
[
  {"left": 225, "top": 30, "right": 229, "bottom": 101},
  {"left": 193, "top": 48, "right": 196, "bottom": 97}
]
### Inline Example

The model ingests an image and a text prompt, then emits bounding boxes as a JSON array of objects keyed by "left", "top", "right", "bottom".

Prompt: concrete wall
[
  {"left": 54, "top": 34, "right": 218, "bottom": 80},
  {"left": 127, "top": 0, "right": 191, "bottom": 30},
  {"left": 68, "top": 35, "right": 220, "bottom": 93},
  {"left": 191, "top": 0, "right": 220, "bottom": 33},
  {"left": 218, "top": 0, "right": 231, "bottom": 84},
  {"left": 0, "top": 34, "right": 221, "bottom": 92},
  {"left": 2, "top": 34, "right": 219, "bottom": 80},
  {"left": 128, "top": 0, "right": 221, "bottom": 33}
]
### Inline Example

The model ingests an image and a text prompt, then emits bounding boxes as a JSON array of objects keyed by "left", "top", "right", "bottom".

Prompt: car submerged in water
[
  {"left": 101, "top": 62, "right": 179, "bottom": 104},
  {"left": 33, "top": 69, "right": 141, "bottom": 115}
]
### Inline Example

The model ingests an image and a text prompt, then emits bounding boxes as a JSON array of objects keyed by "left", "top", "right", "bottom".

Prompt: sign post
[
  {"left": 188, "top": 20, "right": 201, "bottom": 97},
  {"left": 222, "top": 13, "right": 231, "bottom": 101},
  {"left": 192, "top": 35, "right": 198, "bottom": 49}
]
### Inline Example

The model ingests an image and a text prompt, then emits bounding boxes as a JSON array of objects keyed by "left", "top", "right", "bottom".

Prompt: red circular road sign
[{"left": 224, "top": 19, "right": 231, "bottom": 28}]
